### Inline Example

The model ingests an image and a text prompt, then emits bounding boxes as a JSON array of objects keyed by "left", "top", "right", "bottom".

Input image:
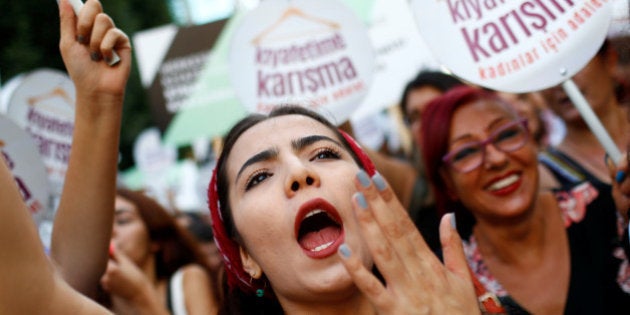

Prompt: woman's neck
[
  {"left": 140, "top": 255, "right": 158, "bottom": 284},
  {"left": 472, "top": 192, "right": 560, "bottom": 266},
  {"left": 280, "top": 289, "right": 375, "bottom": 315}
]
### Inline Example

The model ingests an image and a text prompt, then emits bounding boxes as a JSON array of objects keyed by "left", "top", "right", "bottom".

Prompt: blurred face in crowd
[
  {"left": 407, "top": 86, "right": 444, "bottom": 143},
  {"left": 441, "top": 98, "right": 539, "bottom": 223},
  {"left": 541, "top": 51, "right": 618, "bottom": 125},
  {"left": 225, "top": 114, "right": 372, "bottom": 305},
  {"left": 112, "top": 195, "right": 155, "bottom": 267},
  {"left": 201, "top": 241, "right": 222, "bottom": 273}
]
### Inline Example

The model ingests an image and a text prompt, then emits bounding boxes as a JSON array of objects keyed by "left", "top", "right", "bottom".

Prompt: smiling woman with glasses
[
  {"left": 420, "top": 85, "right": 630, "bottom": 314},
  {"left": 442, "top": 118, "right": 529, "bottom": 174}
]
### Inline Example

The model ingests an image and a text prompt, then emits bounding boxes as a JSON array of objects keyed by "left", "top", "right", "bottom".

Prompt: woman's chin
[
  {"left": 274, "top": 267, "right": 359, "bottom": 306},
  {"left": 304, "top": 264, "right": 357, "bottom": 295}
]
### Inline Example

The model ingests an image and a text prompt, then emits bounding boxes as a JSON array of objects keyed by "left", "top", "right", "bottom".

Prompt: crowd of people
[{"left": 1, "top": 0, "right": 630, "bottom": 314}]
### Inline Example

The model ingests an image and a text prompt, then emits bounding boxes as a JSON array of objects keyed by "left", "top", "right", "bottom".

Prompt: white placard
[
  {"left": 229, "top": 0, "right": 375, "bottom": 124},
  {"left": 351, "top": 0, "right": 440, "bottom": 121},
  {"left": 0, "top": 114, "right": 51, "bottom": 225},
  {"left": 5, "top": 69, "right": 76, "bottom": 195},
  {"left": 412, "top": 0, "right": 614, "bottom": 93},
  {"left": 609, "top": 0, "right": 630, "bottom": 37},
  {"left": 133, "top": 127, "right": 177, "bottom": 175}
]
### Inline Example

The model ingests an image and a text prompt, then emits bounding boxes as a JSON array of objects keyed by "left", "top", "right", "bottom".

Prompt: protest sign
[
  {"left": 0, "top": 114, "right": 50, "bottom": 225},
  {"left": 412, "top": 0, "right": 614, "bottom": 93},
  {"left": 350, "top": 0, "right": 439, "bottom": 121},
  {"left": 228, "top": 0, "right": 374, "bottom": 124},
  {"left": 4, "top": 68, "right": 75, "bottom": 195},
  {"left": 133, "top": 20, "right": 228, "bottom": 130}
]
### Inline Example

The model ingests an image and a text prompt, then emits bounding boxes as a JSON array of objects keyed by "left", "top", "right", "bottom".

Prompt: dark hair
[
  {"left": 399, "top": 70, "right": 464, "bottom": 118},
  {"left": 177, "top": 212, "right": 214, "bottom": 242},
  {"left": 214, "top": 105, "right": 368, "bottom": 314},
  {"left": 420, "top": 86, "right": 513, "bottom": 237},
  {"left": 116, "top": 188, "right": 214, "bottom": 279}
]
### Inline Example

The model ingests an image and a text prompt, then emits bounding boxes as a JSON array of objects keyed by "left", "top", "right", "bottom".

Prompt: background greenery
[{"left": 0, "top": 0, "right": 174, "bottom": 170}]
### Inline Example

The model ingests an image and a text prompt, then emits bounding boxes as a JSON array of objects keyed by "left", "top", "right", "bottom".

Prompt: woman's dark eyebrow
[
  {"left": 236, "top": 135, "right": 340, "bottom": 182},
  {"left": 236, "top": 148, "right": 278, "bottom": 182},
  {"left": 292, "top": 135, "right": 341, "bottom": 151},
  {"left": 114, "top": 208, "right": 130, "bottom": 215}
]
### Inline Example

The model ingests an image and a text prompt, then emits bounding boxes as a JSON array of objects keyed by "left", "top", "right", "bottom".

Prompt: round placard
[
  {"left": 411, "top": 0, "right": 614, "bottom": 92},
  {"left": 5, "top": 68, "right": 76, "bottom": 195},
  {"left": 0, "top": 114, "right": 51, "bottom": 226},
  {"left": 228, "top": 0, "right": 375, "bottom": 124}
]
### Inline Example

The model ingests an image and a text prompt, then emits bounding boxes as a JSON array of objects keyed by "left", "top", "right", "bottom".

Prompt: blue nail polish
[
  {"left": 449, "top": 213, "right": 457, "bottom": 229},
  {"left": 616, "top": 170, "right": 626, "bottom": 183},
  {"left": 356, "top": 170, "right": 371, "bottom": 188},
  {"left": 339, "top": 244, "right": 351, "bottom": 258},
  {"left": 372, "top": 173, "right": 386, "bottom": 191},
  {"left": 90, "top": 52, "right": 101, "bottom": 61},
  {"left": 355, "top": 192, "right": 368, "bottom": 209}
]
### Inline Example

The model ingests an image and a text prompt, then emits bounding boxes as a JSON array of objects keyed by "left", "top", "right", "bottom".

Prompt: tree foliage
[{"left": 0, "top": 0, "right": 174, "bottom": 170}]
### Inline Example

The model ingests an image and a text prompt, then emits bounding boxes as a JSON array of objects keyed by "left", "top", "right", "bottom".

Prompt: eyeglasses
[{"left": 442, "top": 118, "right": 529, "bottom": 173}]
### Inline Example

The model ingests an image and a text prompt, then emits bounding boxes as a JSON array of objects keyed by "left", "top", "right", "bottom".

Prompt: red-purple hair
[{"left": 420, "top": 86, "right": 508, "bottom": 235}]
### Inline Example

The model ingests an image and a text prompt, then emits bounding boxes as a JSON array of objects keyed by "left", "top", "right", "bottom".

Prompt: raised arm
[
  {"left": 0, "top": 153, "right": 111, "bottom": 314},
  {"left": 50, "top": 0, "right": 132, "bottom": 297}
]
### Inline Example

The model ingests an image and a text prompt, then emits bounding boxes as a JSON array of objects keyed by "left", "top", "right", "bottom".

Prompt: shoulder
[
  {"left": 177, "top": 264, "right": 219, "bottom": 314},
  {"left": 179, "top": 264, "right": 209, "bottom": 278},
  {"left": 178, "top": 264, "right": 213, "bottom": 292},
  {"left": 538, "top": 149, "right": 591, "bottom": 189}
]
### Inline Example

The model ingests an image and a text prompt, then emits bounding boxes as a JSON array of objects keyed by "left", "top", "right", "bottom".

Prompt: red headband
[{"left": 207, "top": 130, "right": 376, "bottom": 295}]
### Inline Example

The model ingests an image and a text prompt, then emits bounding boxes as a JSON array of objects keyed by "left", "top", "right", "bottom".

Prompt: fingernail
[
  {"left": 76, "top": 35, "right": 85, "bottom": 43},
  {"left": 104, "top": 56, "right": 112, "bottom": 64},
  {"left": 616, "top": 170, "right": 626, "bottom": 183},
  {"left": 356, "top": 170, "right": 371, "bottom": 188},
  {"left": 449, "top": 213, "right": 457, "bottom": 229},
  {"left": 90, "top": 52, "right": 101, "bottom": 61},
  {"left": 355, "top": 192, "right": 368, "bottom": 209},
  {"left": 339, "top": 243, "right": 351, "bottom": 258},
  {"left": 372, "top": 173, "right": 386, "bottom": 191}
]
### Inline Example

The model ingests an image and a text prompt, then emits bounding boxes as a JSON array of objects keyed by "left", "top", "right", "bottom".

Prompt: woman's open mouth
[{"left": 295, "top": 198, "right": 344, "bottom": 259}]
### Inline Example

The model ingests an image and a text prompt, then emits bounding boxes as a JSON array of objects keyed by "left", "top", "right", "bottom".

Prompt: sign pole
[{"left": 561, "top": 77, "right": 622, "bottom": 164}]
